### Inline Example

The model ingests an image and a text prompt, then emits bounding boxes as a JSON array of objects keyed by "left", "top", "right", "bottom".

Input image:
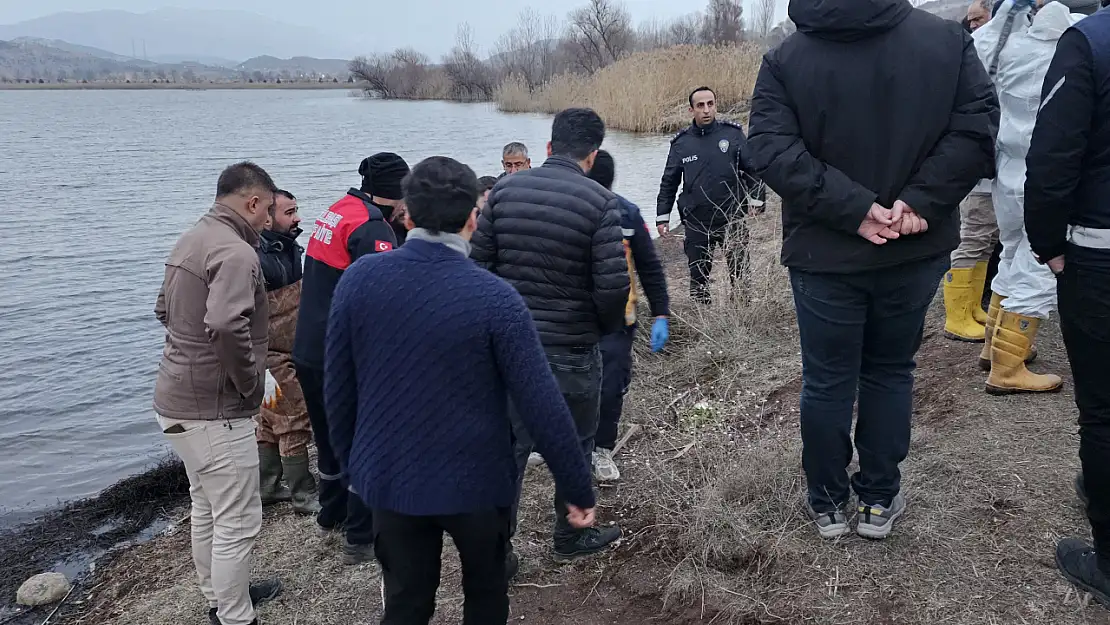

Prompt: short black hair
[
  {"left": 689, "top": 86, "right": 715, "bottom": 107},
  {"left": 402, "top": 156, "right": 479, "bottom": 233},
  {"left": 587, "top": 149, "right": 615, "bottom": 190},
  {"left": 216, "top": 161, "right": 277, "bottom": 199},
  {"left": 478, "top": 176, "right": 498, "bottom": 192},
  {"left": 550, "top": 108, "right": 605, "bottom": 161},
  {"left": 276, "top": 189, "right": 295, "bottom": 201}
]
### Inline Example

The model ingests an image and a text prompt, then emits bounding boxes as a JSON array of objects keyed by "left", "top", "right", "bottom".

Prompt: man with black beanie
[{"left": 293, "top": 152, "right": 409, "bottom": 564}]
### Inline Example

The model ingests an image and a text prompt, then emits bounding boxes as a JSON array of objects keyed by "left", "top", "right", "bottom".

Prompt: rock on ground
[{"left": 16, "top": 572, "right": 70, "bottom": 606}]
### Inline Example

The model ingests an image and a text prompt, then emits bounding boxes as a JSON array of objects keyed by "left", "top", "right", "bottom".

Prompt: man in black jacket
[
  {"left": 472, "top": 107, "right": 629, "bottom": 568},
  {"left": 657, "top": 86, "right": 765, "bottom": 304},
  {"left": 1024, "top": 4, "right": 1110, "bottom": 606},
  {"left": 293, "top": 153, "right": 409, "bottom": 564},
  {"left": 748, "top": 0, "right": 998, "bottom": 540}
]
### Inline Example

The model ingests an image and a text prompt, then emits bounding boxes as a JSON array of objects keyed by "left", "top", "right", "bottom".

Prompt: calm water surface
[{"left": 0, "top": 89, "right": 673, "bottom": 525}]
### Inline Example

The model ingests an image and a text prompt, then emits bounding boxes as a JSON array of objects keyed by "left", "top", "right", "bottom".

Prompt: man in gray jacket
[{"left": 154, "top": 162, "right": 283, "bottom": 625}]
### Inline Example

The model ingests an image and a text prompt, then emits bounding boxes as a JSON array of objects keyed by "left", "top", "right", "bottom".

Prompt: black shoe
[
  {"left": 342, "top": 541, "right": 375, "bottom": 565},
  {"left": 1077, "top": 473, "right": 1090, "bottom": 508},
  {"left": 506, "top": 550, "right": 520, "bottom": 582},
  {"left": 207, "top": 579, "right": 283, "bottom": 624},
  {"left": 1056, "top": 538, "right": 1110, "bottom": 608},
  {"left": 553, "top": 525, "right": 622, "bottom": 562}
]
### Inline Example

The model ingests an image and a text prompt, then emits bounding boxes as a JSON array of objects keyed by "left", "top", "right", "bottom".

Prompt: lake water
[{"left": 0, "top": 89, "right": 674, "bottom": 525}]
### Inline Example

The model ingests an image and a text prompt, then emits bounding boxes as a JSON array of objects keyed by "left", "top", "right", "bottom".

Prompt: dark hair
[
  {"left": 587, "top": 149, "right": 615, "bottom": 190},
  {"left": 402, "top": 156, "right": 479, "bottom": 233},
  {"left": 478, "top": 176, "right": 498, "bottom": 192},
  {"left": 689, "top": 86, "right": 715, "bottom": 107},
  {"left": 275, "top": 189, "right": 296, "bottom": 201},
  {"left": 216, "top": 161, "right": 277, "bottom": 198},
  {"left": 550, "top": 108, "right": 605, "bottom": 161}
]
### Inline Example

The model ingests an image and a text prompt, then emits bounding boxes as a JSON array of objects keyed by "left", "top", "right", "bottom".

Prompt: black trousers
[
  {"left": 683, "top": 217, "right": 750, "bottom": 302},
  {"left": 508, "top": 345, "right": 601, "bottom": 545},
  {"left": 596, "top": 324, "right": 637, "bottom": 451},
  {"left": 295, "top": 363, "right": 373, "bottom": 545},
  {"left": 1058, "top": 259, "right": 1110, "bottom": 571},
  {"left": 373, "top": 507, "right": 510, "bottom": 625}
]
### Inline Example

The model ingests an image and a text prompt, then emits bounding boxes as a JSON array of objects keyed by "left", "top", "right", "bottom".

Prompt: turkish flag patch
[{"left": 375, "top": 240, "right": 393, "bottom": 252}]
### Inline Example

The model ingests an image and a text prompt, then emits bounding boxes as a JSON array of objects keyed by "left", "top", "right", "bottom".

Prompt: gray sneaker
[
  {"left": 856, "top": 493, "right": 906, "bottom": 540},
  {"left": 805, "top": 501, "right": 851, "bottom": 539}
]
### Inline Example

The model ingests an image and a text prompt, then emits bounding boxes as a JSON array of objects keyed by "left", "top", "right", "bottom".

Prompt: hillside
[
  {"left": 237, "top": 55, "right": 351, "bottom": 79},
  {"left": 0, "top": 8, "right": 361, "bottom": 64},
  {"left": 0, "top": 38, "right": 239, "bottom": 84}
]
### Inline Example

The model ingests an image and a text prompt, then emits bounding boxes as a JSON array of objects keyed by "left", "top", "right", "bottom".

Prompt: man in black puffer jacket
[
  {"left": 471, "top": 107, "right": 629, "bottom": 571},
  {"left": 748, "top": 0, "right": 997, "bottom": 541}
]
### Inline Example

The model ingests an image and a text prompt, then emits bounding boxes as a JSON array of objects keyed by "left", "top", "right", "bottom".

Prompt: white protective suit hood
[{"left": 972, "top": 0, "right": 1086, "bottom": 317}]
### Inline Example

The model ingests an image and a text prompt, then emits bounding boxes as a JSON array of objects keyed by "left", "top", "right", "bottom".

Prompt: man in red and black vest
[{"left": 293, "top": 152, "right": 409, "bottom": 564}]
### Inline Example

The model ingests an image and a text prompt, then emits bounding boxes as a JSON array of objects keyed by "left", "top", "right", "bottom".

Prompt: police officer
[
  {"left": 656, "top": 86, "right": 765, "bottom": 304},
  {"left": 1024, "top": 1, "right": 1110, "bottom": 606}
]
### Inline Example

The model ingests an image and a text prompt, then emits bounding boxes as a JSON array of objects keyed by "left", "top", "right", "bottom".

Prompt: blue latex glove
[{"left": 651, "top": 317, "right": 670, "bottom": 352}]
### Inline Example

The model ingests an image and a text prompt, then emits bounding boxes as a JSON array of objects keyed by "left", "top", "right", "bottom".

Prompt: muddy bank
[
  {"left": 0, "top": 456, "right": 188, "bottom": 625},
  {"left": 20, "top": 209, "right": 1108, "bottom": 624}
]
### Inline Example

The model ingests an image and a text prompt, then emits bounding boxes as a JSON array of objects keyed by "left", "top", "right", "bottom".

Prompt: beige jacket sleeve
[{"left": 204, "top": 249, "right": 261, "bottom": 398}]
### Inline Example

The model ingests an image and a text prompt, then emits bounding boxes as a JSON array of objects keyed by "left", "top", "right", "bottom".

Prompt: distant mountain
[
  {"left": 0, "top": 38, "right": 235, "bottom": 83},
  {"left": 237, "top": 55, "right": 350, "bottom": 77},
  {"left": 9, "top": 37, "right": 136, "bottom": 63},
  {"left": 149, "top": 54, "right": 239, "bottom": 68},
  {"left": 0, "top": 8, "right": 362, "bottom": 64}
]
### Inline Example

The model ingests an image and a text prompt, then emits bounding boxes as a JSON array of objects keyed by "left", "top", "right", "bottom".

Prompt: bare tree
[
  {"left": 702, "top": 0, "right": 745, "bottom": 45},
  {"left": 350, "top": 48, "right": 439, "bottom": 99},
  {"left": 752, "top": 0, "right": 776, "bottom": 39},
  {"left": 566, "top": 0, "right": 634, "bottom": 73},
  {"left": 443, "top": 23, "right": 495, "bottom": 101},
  {"left": 492, "top": 9, "right": 561, "bottom": 89},
  {"left": 669, "top": 12, "right": 705, "bottom": 46}
]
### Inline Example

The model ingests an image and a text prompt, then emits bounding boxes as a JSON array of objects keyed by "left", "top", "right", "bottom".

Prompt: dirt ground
[{"left": 34, "top": 208, "right": 1110, "bottom": 625}]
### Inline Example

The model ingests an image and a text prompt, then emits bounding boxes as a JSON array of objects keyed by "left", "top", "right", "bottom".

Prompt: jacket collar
[
  {"left": 691, "top": 119, "right": 719, "bottom": 137},
  {"left": 209, "top": 203, "right": 260, "bottom": 247},
  {"left": 406, "top": 227, "right": 471, "bottom": 257},
  {"left": 260, "top": 228, "right": 303, "bottom": 254},
  {"left": 348, "top": 187, "right": 395, "bottom": 222},
  {"left": 542, "top": 155, "right": 587, "bottom": 175}
]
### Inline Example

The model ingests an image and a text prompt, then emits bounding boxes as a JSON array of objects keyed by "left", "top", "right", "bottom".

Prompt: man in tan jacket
[{"left": 154, "top": 162, "right": 283, "bottom": 625}]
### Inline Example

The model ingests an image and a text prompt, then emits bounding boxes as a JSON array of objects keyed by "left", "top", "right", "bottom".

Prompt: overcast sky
[{"left": 0, "top": 0, "right": 790, "bottom": 58}]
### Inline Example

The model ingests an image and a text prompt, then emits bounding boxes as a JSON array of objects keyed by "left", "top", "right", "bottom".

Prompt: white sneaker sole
[
  {"left": 856, "top": 505, "right": 905, "bottom": 540},
  {"left": 815, "top": 521, "right": 851, "bottom": 540}
]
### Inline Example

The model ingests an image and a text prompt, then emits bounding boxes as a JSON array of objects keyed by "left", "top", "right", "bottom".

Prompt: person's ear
[
  {"left": 583, "top": 150, "right": 597, "bottom": 172},
  {"left": 465, "top": 207, "right": 479, "bottom": 234},
  {"left": 546, "top": 141, "right": 553, "bottom": 157},
  {"left": 403, "top": 212, "right": 415, "bottom": 231},
  {"left": 525, "top": 158, "right": 531, "bottom": 167}
]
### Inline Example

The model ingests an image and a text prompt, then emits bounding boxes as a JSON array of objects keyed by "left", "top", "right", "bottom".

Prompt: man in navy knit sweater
[{"left": 325, "top": 156, "right": 597, "bottom": 624}]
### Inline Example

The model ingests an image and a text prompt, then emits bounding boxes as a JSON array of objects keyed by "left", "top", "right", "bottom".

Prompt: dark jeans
[
  {"left": 684, "top": 217, "right": 750, "bottom": 302},
  {"left": 373, "top": 507, "right": 509, "bottom": 625},
  {"left": 295, "top": 363, "right": 373, "bottom": 545},
  {"left": 509, "top": 345, "right": 601, "bottom": 544},
  {"left": 984, "top": 240, "right": 1003, "bottom": 310},
  {"left": 597, "top": 324, "right": 637, "bottom": 451},
  {"left": 1058, "top": 260, "right": 1110, "bottom": 571},
  {"left": 790, "top": 256, "right": 947, "bottom": 512}
]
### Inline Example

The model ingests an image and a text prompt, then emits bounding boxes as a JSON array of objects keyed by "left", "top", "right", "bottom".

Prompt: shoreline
[{"left": 0, "top": 82, "right": 357, "bottom": 91}]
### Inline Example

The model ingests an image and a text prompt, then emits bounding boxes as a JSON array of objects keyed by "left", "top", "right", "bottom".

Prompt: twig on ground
[
  {"left": 666, "top": 443, "right": 697, "bottom": 461},
  {"left": 514, "top": 583, "right": 563, "bottom": 589},
  {"left": 612, "top": 424, "right": 644, "bottom": 456},
  {"left": 40, "top": 583, "right": 76, "bottom": 625},
  {"left": 582, "top": 571, "right": 605, "bottom": 606},
  {"left": 665, "top": 390, "right": 693, "bottom": 418}
]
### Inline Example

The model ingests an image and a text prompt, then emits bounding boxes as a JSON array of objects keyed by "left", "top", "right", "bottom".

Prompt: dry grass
[
  {"left": 45, "top": 198, "right": 1110, "bottom": 625},
  {"left": 494, "top": 45, "right": 764, "bottom": 133}
]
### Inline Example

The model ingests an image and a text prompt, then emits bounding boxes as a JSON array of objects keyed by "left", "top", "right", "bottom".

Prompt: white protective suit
[{"left": 973, "top": 0, "right": 1085, "bottom": 319}]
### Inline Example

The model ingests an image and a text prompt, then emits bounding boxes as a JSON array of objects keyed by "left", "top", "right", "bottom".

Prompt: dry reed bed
[{"left": 495, "top": 44, "right": 764, "bottom": 133}]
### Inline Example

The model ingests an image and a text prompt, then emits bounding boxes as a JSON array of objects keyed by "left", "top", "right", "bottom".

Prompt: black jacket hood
[{"left": 789, "top": 0, "right": 914, "bottom": 41}]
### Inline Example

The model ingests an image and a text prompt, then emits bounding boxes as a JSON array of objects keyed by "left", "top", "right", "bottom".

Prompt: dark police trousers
[
  {"left": 597, "top": 324, "right": 637, "bottom": 451},
  {"left": 508, "top": 345, "right": 601, "bottom": 544},
  {"left": 373, "top": 507, "right": 510, "bottom": 625},
  {"left": 1058, "top": 257, "right": 1110, "bottom": 571},
  {"left": 684, "top": 215, "right": 750, "bottom": 303},
  {"left": 789, "top": 256, "right": 946, "bottom": 512},
  {"left": 294, "top": 364, "right": 373, "bottom": 545}
]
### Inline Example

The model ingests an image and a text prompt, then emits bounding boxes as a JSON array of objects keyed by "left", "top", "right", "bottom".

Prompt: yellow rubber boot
[
  {"left": 970, "top": 261, "right": 989, "bottom": 325},
  {"left": 943, "top": 268, "right": 986, "bottom": 342},
  {"left": 979, "top": 293, "right": 1004, "bottom": 371},
  {"left": 985, "top": 312, "right": 1063, "bottom": 395}
]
